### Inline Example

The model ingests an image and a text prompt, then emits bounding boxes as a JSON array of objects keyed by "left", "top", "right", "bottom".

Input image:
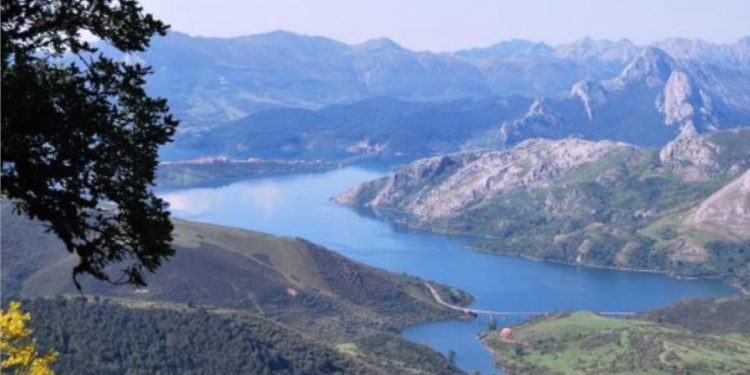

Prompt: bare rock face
[
  {"left": 684, "top": 169, "right": 750, "bottom": 241},
  {"left": 659, "top": 126, "right": 750, "bottom": 181},
  {"left": 661, "top": 71, "right": 696, "bottom": 125},
  {"left": 336, "top": 138, "right": 635, "bottom": 220},
  {"left": 570, "top": 80, "right": 607, "bottom": 121},
  {"left": 498, "top": 98, "right": 565, "bottom": 146},
  {"left": 659, "top": 123, "right": 721, "bottom": 181},
  {"left": 658, "top": 70, "right": 717, "bottom": 128}
]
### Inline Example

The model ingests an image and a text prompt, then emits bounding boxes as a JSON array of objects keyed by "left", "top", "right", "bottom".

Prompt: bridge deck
[{"left": 424, "top": 283, "right": 635, "bottom": 317}]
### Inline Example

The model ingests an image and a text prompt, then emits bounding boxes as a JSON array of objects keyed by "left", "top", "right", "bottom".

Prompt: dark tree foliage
[
  {"left": 1, "top": 0, "right": 178, "bottom": 288},
  {"left": 26, "top": 298, "right": 368, "bottom": 375}
]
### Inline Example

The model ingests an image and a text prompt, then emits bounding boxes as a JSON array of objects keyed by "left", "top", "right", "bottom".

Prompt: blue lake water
[{"left": 160, "top": 167, "right": 738, "bottom": 375}]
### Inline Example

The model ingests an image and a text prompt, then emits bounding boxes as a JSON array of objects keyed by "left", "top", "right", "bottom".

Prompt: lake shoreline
[
  {"left": 337, "top": 203, "right": 748, "bottom": 297},
  {"left": 164, "top": 167, "right": 739, "bottom": 375},
  {"left": 466, "top": 246, "right": 750, "bottom": 297}
]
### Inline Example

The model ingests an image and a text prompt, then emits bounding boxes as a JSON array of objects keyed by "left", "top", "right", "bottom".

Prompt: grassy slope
[
  {"left": 1, "top": 204, "right": 470, "bottom": 374},
  {"left": 484, "top": 301, "right": 750, "bottom": 375}
]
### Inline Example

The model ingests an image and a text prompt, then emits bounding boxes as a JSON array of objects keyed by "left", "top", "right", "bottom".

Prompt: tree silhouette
[{"left": 1, "top": 0, "right": 178, "bottom": 288}]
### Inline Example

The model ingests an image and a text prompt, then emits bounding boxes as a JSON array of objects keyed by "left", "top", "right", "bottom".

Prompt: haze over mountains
[{"left": 112, "top": 31, "right": 750, "bottom": 160}]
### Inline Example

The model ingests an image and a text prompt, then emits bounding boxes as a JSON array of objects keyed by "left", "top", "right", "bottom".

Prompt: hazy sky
[{"left": 140, "top": 0, "right": 750, "bottom": 51}]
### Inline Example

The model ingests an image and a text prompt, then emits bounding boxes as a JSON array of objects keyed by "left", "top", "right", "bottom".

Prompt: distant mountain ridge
[
  {"left": 499, "top": 46, "right": 750, "bottom": 146},
  {"left": 172, "top": 96, "right": 533, "bottom": 160},
  {"left": 129, "top": 31, "right": 750, "bottom": 161},
  {"left": 108, "top": 31, "right": 750, "bottom": 133}
]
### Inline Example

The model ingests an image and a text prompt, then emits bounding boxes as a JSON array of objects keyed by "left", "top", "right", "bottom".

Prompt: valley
[
  {"left": 154, "top": 167, "right": 737, "bottom": 374},
  {"left": 1, "top": 202, "right": 470, "bottom": 374},
  {"left": 3, "top": 161, "right": 745, "bottom": 374},
  {"left": 3, "top": 15, "right": 749, "bottom": 375}
]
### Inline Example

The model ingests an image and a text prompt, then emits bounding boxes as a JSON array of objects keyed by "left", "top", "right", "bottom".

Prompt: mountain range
[
  {"left": 119, "top": 32, "right": 750, "bottom": 127},
  {"left": 114, "top": 31, "right": 750, "bottom": 160}
]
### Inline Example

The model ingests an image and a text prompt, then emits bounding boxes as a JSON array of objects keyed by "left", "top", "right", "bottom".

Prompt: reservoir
[{"left": 160, "top": 167, "right": 737, "bottom": 374}]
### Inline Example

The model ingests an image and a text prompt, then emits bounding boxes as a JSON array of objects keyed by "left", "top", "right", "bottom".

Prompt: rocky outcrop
[
  {"left": 596, "top": 48, "right": 719, "bottom": 129},
  {"left": 660, "top": 126, "right": 750, "bottom": 181},
  {"left": 340, "top": 129, "right": 750, "bottom": 222},
  {"left": 684, "top": 170, "right": 750, "bottom": 241},
  {"left": 336, "top": 138, "right": 636, "bottom": 220},
  {"left": 661, "top": 71, "right": 697, "bottom": 125},
  {"left": 658, "top": 70, "right": 717, "bottom": 128},
  {"left": 497, "top": 45, "right": 750, "bottom": 149},
  {"left": 570, "top": 80, "right": 607, "bottom": 120},
  {"left": 497, "top": 98, "right": 571, "bottom": 147},
  {"left": 659, "top": 123, "right": 721, "bottom": 180}
]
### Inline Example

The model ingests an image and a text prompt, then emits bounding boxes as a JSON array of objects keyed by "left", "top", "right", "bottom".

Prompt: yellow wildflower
[{"left": 1, "top": 301, "right": 57, "bottom": 375}]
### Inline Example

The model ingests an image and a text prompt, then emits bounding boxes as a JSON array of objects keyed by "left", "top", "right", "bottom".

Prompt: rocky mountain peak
[
  {"left": 356, "top": 37, "right": 405, "bottom": 52},
  {"left": 611, "top": 47, "right": 675, "bottom": 88},
  {"left": 655, "top": 38, "right": 713, "bottom": 59},
  {"left": 498, "top": 98, "right": 563, "bottom": 146},
  {"left": 454, "top": 39, "right": 554, "bottom": 61},
  {"left": 555, "top": 37, "right": 638, "bottom": 63}
]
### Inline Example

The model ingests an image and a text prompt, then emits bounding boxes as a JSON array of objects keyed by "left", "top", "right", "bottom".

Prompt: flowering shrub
[{"left": 1, "top": 301, "right": 57, "bottom": 375}]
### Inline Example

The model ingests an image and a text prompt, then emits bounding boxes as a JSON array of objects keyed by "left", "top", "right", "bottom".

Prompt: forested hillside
[
  {"left": 26, "top": 297, "right": 378, "bottom": 375},
  {"left": 2, "top": 203, "right": 470, "bottom": 374}
]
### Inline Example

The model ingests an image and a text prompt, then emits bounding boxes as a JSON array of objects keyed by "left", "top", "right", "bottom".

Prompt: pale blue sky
[{"left": 141, "top": 0, "right": 750, "bottom": 51}]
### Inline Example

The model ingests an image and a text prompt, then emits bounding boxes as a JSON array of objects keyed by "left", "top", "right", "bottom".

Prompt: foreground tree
[{"left": 1, "top": 0, "right": 178, "bottom": 288}]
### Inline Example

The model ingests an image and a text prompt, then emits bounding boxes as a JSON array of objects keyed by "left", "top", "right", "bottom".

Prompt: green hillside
[
  {"left": 2, "top": 203, "right": 470, "bottom": 374},
  {"left": 484, "top": 299, "right": 750, "bottom": 375}
]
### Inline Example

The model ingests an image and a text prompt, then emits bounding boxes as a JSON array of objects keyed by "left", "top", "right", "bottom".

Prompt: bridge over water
[{"left": 424, "top": 283, "right": 636, "bottom": 318}]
